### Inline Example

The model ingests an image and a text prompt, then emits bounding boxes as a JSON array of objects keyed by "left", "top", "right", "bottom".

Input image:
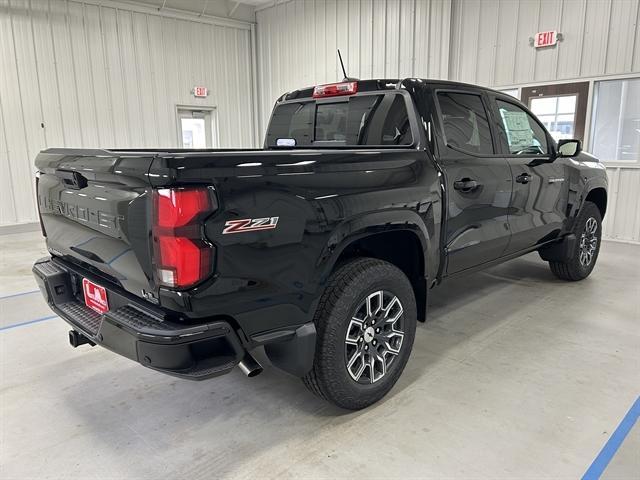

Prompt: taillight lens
[
  {"left": 312, "top": 81, "right": 358, "bottom": 98},
  {"left": 153, "top": 187, "right": 215, "bottom": 289}
]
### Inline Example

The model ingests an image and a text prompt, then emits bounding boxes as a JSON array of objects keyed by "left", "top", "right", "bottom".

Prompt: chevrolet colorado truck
[{"left": 33, "top": 79, "right": 608, "bottom": 409}]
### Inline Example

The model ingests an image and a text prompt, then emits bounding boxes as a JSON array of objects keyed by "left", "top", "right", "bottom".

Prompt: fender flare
[
  {"left": 582, "top": 181, "right": 607, "bottom": 206},
  {"left": 264, "top": 210, "right": 434, "bottom": 378},
  {"left": 314, "top": 208, "right": 434, "bottom": 287},
  {"left": 565, "top": 158, "right": 607, "bottom": 229},
  {"left": 574, "top": 179, "right": 608, "bottom": 224}
]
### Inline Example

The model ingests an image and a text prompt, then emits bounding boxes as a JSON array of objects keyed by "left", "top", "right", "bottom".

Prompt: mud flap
[
  {"left": 264, "top": 323, "right": 316, "bottom": 377},
  {"left": 538, "top": 234, "right": 577, "bottom": 262}
]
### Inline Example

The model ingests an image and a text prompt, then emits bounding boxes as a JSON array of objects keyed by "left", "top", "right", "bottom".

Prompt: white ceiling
[
  {"left": 236, "top": 0, "right": 274, "bottom": 5},
  {"left": 121, "top": 0, "right": 274, "bottom": 22}
]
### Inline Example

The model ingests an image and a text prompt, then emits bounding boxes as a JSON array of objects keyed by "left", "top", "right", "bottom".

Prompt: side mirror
[{"left": 557, "top": 139, "right": 582, "bottom": 158}]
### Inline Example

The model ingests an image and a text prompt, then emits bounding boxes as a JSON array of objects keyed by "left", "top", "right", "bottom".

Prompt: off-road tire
[
  {"left": 549, "top": 201, "right": 602, "bottom": 281},
  {"left": 302, "top": 258, "right": 417, "bottom": 410}
]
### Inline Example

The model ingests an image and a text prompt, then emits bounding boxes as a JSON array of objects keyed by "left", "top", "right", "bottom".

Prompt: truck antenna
[{"left": 337, "top": 49, "right": 348, "bottom": 81}]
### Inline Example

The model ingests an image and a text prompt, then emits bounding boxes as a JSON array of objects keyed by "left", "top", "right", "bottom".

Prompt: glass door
[
  {"left": 177, "top": 108, "right": 218, "bottom": 148},
  {"left": 521, "top": 82, "right": 589, "bottom": 142},
  {"left": 530, "top": 95, "right": 577, "bottom": 140}
]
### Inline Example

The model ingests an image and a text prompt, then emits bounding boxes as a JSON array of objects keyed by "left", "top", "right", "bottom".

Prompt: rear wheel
[
  {"left": 549, "top": 201, "right": 602, "bottom": 281},
  {"left": 302, "top": 258, "right": 417, "bottom": 410}
]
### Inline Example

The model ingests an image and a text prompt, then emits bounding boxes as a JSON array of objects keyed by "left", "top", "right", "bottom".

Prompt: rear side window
[
  {"left": 437, "top": 92, "right": 494, "bottom": 155},
  {"left": 496, "top": 100, "right": 549, "bottom": 155},
  {"left": 266, "top": 93, "right": 413, "bottom": 148}
]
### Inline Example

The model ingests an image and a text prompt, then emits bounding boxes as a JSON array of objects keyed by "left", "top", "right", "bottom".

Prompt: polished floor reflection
[{"left": 1, "top": 232, "right": 638, "bottom": 479}]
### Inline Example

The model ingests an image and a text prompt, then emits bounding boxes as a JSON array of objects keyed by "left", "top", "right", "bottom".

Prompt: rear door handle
[
  {"left": 516, "top": 173, "right": 531, "bottom": 184},
  {"left": 453, "top": 178, "right": 479, "bottom": 192}
]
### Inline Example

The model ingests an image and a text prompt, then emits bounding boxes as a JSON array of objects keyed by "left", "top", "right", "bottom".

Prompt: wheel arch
[
  {"left": 317, "top": 214, "right": 431, "bottom": 322},
  {"left": 585, "top": 187, "right": 607, "bottom": 219}
]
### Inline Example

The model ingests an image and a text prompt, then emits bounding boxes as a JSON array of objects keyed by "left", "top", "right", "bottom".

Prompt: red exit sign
[
  {"left": 193, "top": 86, "right": 208, "bottom": 97},
  {"left": 534, "top": 30, "right": 557, "bottom": 48}
]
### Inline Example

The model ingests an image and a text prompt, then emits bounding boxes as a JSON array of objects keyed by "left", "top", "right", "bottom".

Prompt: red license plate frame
[{"left": 82, "top": 278, "right": 109, "bottom": 314}]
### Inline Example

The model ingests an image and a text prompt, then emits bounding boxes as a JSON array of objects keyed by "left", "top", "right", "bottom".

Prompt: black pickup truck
[{"left": 33, "top": 79, "right": 607, "bottom": 409}]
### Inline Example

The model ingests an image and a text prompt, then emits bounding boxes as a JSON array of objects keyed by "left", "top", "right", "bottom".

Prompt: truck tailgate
[{"left": 35, "top": 149, "right": 155, "bottom": 298}]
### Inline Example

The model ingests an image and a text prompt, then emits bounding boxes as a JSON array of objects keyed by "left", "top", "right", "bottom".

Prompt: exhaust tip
[
  {"left": 245, "top": 366, "right": 263, "bottom": 378},
  {"left": 238, "top": 353, "right": 263, "bottom": 377}
]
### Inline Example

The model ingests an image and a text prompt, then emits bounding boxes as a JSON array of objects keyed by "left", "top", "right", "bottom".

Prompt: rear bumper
[{"left": 32, "top": 257, "right": 245, "bottom": 380}]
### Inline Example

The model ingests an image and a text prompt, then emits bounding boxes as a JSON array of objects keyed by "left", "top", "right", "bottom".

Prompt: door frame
[
  {"left": 175, "top": 105, "right": 219, "bottom": 148},
  {"left": 487, "top": 91, "right": 568, "bottom": 254},
  {"left": 521, "top": 82, "right": 589, "bottom": 142},
  {"left": 430, "top": 86, "right": 514, "bottom": 275}
]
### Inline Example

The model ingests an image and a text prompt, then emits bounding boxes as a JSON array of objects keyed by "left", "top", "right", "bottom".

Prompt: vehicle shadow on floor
[
  {"left": 382, "top": 252, "right": 577, "bottom": 399},
  {"left": 44, "top": 254, "right": 574, "bottom": 477}
]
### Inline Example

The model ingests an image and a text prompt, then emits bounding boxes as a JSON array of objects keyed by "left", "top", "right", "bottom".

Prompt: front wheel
[
  {"left": 549, "top": 201, "right": 602, "bottom": 281},
  {"left": 302, "top": 258, "right": 417, "bottom": 410}
]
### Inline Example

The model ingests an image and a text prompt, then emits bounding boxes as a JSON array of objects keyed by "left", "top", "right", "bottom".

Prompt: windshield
[{"left": 265, "top": 92, "right": 413, "bottom": 148}]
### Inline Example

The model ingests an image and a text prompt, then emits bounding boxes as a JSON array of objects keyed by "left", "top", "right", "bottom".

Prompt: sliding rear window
[{"left": 265, "top": 92, "right": 414, "bottom": 148}]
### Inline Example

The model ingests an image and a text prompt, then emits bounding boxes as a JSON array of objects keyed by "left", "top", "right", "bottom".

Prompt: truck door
[
  {"left": 434, "top": 90, "right": 513, "bottom": 274},
  {"left": 489, "top": 96, "right": 568, "bottom": 254}
]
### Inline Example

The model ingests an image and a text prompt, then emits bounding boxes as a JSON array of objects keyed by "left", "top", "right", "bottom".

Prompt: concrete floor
[{"left": 1, "top": 232, "right": 638, "bottom": 479}]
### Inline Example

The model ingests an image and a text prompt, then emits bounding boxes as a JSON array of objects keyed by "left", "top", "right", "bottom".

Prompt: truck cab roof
[{"left": 278, "top": 78, "right": 510, "bottom": 102}]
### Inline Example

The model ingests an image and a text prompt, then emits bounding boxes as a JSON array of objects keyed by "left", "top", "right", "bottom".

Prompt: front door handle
[
  {"left": 453, "top": 178, "right": 479, "bottom": 192},
  {"left": 516, "top": 173, "right": 531, "bottom": 184}
]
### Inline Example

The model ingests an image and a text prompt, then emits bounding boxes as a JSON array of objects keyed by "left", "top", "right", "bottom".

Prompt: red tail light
[
  {"left": 312, "top": 81, "right": 358, "bottom": 98},
  {"left": 153, "top": 187, "right": 215, "bottom": 289}
]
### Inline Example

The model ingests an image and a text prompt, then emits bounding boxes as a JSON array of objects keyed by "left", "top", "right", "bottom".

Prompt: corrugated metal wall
[
  {"left": 256, "top": 0, "right": 640, "bottom": 126},
  {"left": 0, "top": 0, "right": 256, "bottom": 226},
  {"left": 255, "top": 0, "right": 452, "bottom": 132},
  {"left": 603, "top": 167, "right": 640, "bottom": 243},
  {"left": 449, "top": 0, "right": 640, "bottom": 87},
  {"left": 256, "top": 0, "right": 640, "bottom": 243},
  {"left": 3, "top": 0, "right": 639, "bottom": 242}
]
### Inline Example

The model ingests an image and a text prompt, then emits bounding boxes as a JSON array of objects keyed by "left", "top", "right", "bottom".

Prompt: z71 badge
[{"left": 222, "top": 217, "right": 279, "bottom": 234}]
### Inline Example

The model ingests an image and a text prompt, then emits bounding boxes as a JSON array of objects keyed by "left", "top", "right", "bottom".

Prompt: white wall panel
[
  {"left": 255, "top": 0, "right": 452, "bottom": 132},
  {"left": 534, "top": 0, "right": 562, "bottom": 81},
  {"left": 450, "top": 0, "right": 640, "bottom": 87},
  {"left": 556, "top": 0, "right": 587, "bottom": 81},
  {"left": 255, "top": 0, "right": 638, "bottom": 243},
  {"left": 0, "top": 0, "right": 37, "bottom": 224},
  {"left": 256, "top": 0, "right": 640, "bottom": 124},
  {"left": 0, "top": 0, "right": 256, "bottom": 226},
  {"left": 604, "top": 167, "right": 640, "bottom": 243},
  {"left": 604, "top": 0, "right": 638, "bottom": 74}
]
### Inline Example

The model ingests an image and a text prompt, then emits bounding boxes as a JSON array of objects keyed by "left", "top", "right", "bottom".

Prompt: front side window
[
  {"left": 496, "top": 100, "right": 549, "bottom": 155},
  {"left": 437, "top": 92, "right": 494, "bottom": 155}
]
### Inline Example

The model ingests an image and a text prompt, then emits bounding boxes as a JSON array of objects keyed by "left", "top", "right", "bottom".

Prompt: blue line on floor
[
  {"left": 0, "top": 315, "right": 58, "bottom": 332},
  {"left": 582, "top": 396, "right": 640, "bottom": 480},
  {"left": 0, "top": 290, "right": 39, "bottom": 300}
]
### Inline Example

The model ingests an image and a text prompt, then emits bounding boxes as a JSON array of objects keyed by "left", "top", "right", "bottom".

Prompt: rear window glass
[{"left": 266, "top": 93, "right": 413, "bottom": 147}]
